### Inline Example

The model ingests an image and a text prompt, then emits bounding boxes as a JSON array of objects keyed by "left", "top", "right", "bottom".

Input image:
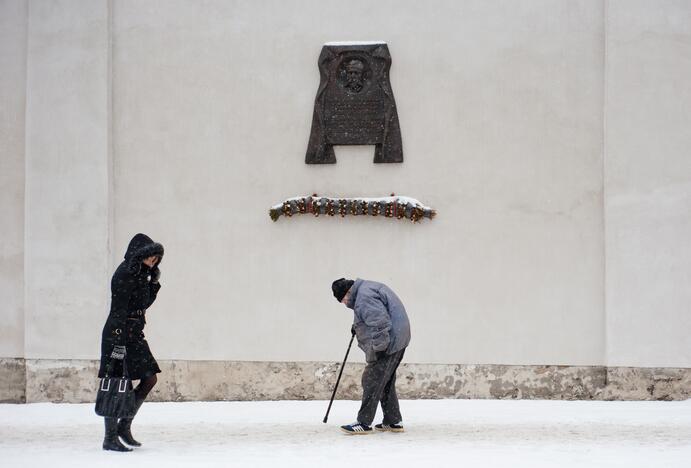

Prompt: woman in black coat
[{"left": 99, "top": 233, "right": 164, "bottom": 452}]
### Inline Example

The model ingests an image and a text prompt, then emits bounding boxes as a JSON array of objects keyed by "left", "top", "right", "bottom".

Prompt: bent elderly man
[{"left": 331, "top": 278, "right": 411, "bottom": 435}]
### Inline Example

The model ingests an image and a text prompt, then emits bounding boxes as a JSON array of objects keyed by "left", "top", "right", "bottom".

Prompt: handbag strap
[
  {"left": 105, "top": 355, "right": 130, "bottom": 379},
  {"left": 122, "top": 354, "right": 130, "bottom": 379},
  {"left": 104, "top": 358, "right": 130, "bottom": 378},
  {"left": 121, "top": 324, "right": 130, "bottom": 378},
  {"left": 105, "top": 359, "right": 114, "bottom": 378}
]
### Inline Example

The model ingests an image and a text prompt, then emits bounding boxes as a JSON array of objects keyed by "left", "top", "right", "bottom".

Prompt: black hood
[{"left": 124, "top": 233, "right": 164, "bottom": 272}]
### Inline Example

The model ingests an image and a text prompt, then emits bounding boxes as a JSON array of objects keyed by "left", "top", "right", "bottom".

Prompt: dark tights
[{"left": 134, "top": 374, "right": 157, "bottom": 401}]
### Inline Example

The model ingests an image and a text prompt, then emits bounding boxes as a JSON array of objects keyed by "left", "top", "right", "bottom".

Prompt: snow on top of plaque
[{"left": 324, "top": 41, "right": 387, "bottom": 46}]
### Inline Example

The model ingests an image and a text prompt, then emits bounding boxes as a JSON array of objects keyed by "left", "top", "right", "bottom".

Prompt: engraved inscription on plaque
[
  {"left": 326, "top": 99, "right": 384, "bottom": 143},
  {"left": 305, "top": 42, "right": 403, "bottom": 164}
]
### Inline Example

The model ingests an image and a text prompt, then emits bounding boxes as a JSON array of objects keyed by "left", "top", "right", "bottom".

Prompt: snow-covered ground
[{"left": 1, "top": 399, "right": 690, "bottom": 467}]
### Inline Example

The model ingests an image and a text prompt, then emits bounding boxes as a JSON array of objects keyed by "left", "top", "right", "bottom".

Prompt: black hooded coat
[{"left": 98, "top": 233, "right": 164, "bottom": 380}]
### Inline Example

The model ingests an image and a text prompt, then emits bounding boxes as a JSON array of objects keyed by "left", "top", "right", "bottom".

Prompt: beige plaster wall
[
  {"left": 3, "top": 1, "right": 689, "bottom": 374},
  {"left": 111, "top": 0, "right": 605, "bottom": 366},
  {"left": 0, "top": 0, "right": 27, "bottom": 359},
  {"left": 605, "top": 0, "right": 691, "bottom": 367},
  {"left": 23, "top": 0, "right": 112, "bottom": 359}
]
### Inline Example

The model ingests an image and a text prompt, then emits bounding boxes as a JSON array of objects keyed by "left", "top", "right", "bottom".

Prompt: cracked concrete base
[
  {"left": 604, "top": 367, "right": 691, "bottom": 401},
  {"left": 1, "top": 358, "right": 689, "bottom": 403},
  {"left": 0, "top": 358, "right": 26, "bottom": 403}
]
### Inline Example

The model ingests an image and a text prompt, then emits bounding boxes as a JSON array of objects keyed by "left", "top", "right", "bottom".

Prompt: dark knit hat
[{"left": 332, "top": 278, "right": 354, "bottom": 302}]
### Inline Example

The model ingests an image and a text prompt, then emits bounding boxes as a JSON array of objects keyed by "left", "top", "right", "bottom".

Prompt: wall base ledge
[{"left": 1, "top": 358, "right": 688, "bottom": 403}]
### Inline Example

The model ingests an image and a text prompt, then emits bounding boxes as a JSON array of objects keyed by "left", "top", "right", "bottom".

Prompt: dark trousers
[{"left": 357, "top": 348, "right": 406, "bottom": 426}]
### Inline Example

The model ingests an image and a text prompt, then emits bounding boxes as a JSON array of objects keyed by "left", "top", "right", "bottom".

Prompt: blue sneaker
[
  {"left": 340, "top": 422, "right": 373, "bottom": 435},
  {"left": 375, "top": 423, "right": 405, "bottom": 433}
]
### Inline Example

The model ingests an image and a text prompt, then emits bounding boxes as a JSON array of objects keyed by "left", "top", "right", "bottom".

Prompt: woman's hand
[
  {"left": 151, "top": 267, "right": 161, "bottom": 284},
  {"left": 110, "top": 345, "right": 126, "bottom": 360}
]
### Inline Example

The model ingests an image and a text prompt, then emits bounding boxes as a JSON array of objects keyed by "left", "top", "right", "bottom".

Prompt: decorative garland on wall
[{"left": 269, "top": 194, "right": 436, "bottom": 223}]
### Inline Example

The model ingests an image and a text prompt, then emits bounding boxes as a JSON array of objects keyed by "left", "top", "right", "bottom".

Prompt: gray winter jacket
[{"left": 346, "top": 279, "right": 411, "bottom": 363}]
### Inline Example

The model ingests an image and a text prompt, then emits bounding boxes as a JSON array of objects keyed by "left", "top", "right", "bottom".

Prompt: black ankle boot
[
  {"left": 103, "top": 417, "right": 132, "bottom": 452},
  {"left": 118, "top": 397, "right": 145, "bottom": 447}
]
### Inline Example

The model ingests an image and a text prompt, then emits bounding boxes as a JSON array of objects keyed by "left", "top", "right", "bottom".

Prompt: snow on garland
[{"left": 269, "top": 194, "right": 436, "bottom": 223}]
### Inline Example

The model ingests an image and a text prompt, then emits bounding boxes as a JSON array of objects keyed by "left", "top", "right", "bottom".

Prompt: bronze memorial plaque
[{"left": 305, "top": 42, "right": 403, "bottom": 164}]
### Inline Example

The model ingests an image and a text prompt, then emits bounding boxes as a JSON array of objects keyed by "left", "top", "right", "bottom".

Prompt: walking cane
[{"left": 323, "top": 330, "right": 356, "bottom": 423}]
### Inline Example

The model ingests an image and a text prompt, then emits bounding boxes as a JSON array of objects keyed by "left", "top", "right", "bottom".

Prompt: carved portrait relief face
[{"left": 343, "top": 59, "right": 365, "bottom": 93}]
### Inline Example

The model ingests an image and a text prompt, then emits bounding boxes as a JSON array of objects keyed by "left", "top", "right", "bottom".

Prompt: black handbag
[{"left": 95, "top": 358, "right": 136, "bottom": 418}]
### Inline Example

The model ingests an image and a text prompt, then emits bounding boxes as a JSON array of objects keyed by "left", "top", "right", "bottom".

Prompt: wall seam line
[
  {"left": 22, "top": 0, "right": 31, "bottom": 374},
  {"left": 107, "top": 0, "right": 115, "bottom": 273},
  {"left": 602, "top": 0, "right": 610, "bottom": 373}
]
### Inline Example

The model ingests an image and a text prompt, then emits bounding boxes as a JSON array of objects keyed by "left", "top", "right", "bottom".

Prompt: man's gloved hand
[
  {"left": 110, "top": 345, "right": 126, "bottom": 360},
  {"left": 376, "top": 351, "right": 388, "bottom": 361},
  {"left": 151, "top": 267, "right": 161, "bottom": 284}
]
